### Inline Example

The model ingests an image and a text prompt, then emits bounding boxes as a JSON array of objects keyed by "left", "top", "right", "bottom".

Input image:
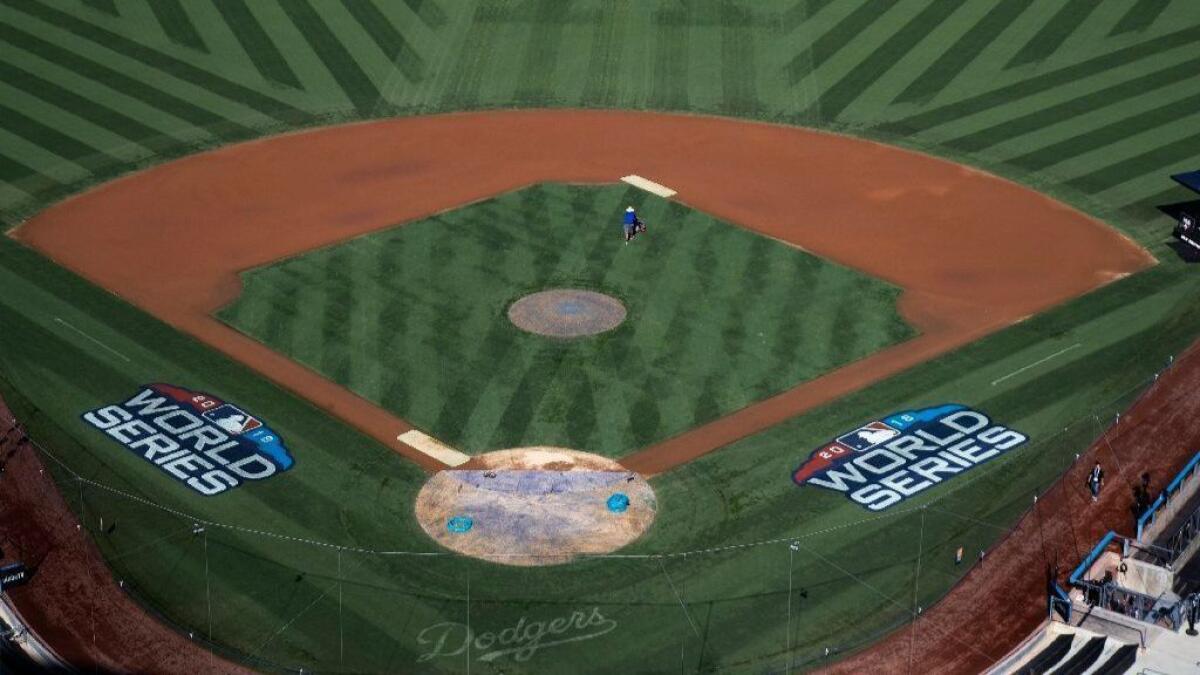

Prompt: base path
[{"left": 12, "top": 110, "right": 1152, "bottom": 473}]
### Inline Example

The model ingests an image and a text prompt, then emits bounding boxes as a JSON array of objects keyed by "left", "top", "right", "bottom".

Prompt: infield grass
[{"left": 218, "top": 183, "right": 914, "bottom": 457}]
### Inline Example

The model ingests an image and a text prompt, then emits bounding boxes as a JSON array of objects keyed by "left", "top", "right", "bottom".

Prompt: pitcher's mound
[
  {"left": 507, "top": 289, "right": 626, "bottom": 338},
  {"left": 414, "top": 447, "right": 656, "bottom": 566}
]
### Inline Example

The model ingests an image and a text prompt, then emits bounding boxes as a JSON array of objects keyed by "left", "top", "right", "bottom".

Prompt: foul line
[
  {"left": 621, "top": 174, "right": 677, "bottom": 198},
  {"left": 54, "top": 317, "right": 130, "bottom": 362},
  {"left": 991, "top": 343, "right": 1082, "bottom": 386}
]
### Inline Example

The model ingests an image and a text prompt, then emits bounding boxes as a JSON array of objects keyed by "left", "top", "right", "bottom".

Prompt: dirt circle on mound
[
  {"left": 414, "top": 447, "right": 656, "bottom": 565},
  {"left": 507, "top": 289, "right": 626, "bottom": 338}
]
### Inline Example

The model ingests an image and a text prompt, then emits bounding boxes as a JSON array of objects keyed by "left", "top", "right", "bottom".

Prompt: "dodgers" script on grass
[{"left": 416, "top": 606, "right": 618, "bottom": 663}]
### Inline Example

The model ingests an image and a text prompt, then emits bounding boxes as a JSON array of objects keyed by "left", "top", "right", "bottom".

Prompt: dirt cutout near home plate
[
  {"left": 12, "top": 110, "right": 1153, "bottom": 476},
  {"left": 414, "top": 447, "right": 655, "bottom": 566}
]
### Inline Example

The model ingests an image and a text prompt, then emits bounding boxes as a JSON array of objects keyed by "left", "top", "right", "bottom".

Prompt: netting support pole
[
  {"left": 909, "top": 507, "right": 926, "bottom": 675},
  {"left": 465, "top": 568, "right": 471, "bottom": 675},
  {"left": 204, "top": 529, "right": 213, "bottom": 668},
  {"left": 338, "top": 549, "right": 344, "bottom": 665},
  {"left": 787, "top": 542, "right": 796, "bottom": 674}
]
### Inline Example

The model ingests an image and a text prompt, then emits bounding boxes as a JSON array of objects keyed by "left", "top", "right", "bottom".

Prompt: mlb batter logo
[
  {"left": 836, "top": 421, "right": 900, "bottom": 451},
  {"left": 203, "top": 404, "right": 263, "bottom": 436}
]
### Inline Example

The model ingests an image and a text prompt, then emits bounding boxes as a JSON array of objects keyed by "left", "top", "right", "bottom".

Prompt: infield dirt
[{"left": 11, "top": 110, "right": 1152, "bottom": 475}]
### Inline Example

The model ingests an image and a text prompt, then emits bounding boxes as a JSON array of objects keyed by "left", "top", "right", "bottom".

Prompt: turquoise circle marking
[{"left": 607, "top": 493, "right": 630, "bottom": 513}]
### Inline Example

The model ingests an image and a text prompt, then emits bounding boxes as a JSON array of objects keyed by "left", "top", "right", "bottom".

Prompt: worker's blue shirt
[{"left": 623, "top": 211, "right": 637, "bottom": 224}]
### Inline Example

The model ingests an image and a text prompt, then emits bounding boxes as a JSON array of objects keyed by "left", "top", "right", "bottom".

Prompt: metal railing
[
  {"left": 1070, "top": 531, "right": 1119, "bottom": 585},
  {"left": 1136, "top": 450, "right": 1200, "bottom": 541},
  {"left": 1161, "top": 501, "right": 1200, "bottom": 565},
  {"left": 1068, "top": 532, "right": 1183, "bottom": 632},
  {"left": 1075, "top": 580, "right": 1182, "bottom": 631},
  {"left": 1049, "top": 582, "right": 1072, "bottom": 622}
]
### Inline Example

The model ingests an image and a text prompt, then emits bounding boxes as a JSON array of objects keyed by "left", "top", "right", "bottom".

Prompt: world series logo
[
  {"left": 82, "top": 384, "right": 294, "bottom": 496},
  {"left": 793, "top": 405, "right": 1027, "bottom": 511}
]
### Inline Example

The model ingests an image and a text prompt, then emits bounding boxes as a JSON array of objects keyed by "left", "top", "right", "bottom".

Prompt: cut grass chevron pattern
[
  {"left": 3, "top": 3, "right": 1200, "bottom": 673},
  {"left": 0, "top": 0, "right": 1194, "bottom": 252},
  {"left": 218, "top": 184, "right": 914, "bottom": 457}
]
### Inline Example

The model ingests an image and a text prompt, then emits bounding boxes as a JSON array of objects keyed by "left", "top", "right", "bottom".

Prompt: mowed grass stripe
[
  {"left": 1008, "top": 86, "right": 1200, "bottom": 173},
  {"left": 617, "top": 207, "right": 712, "bottom": 436},
  {"left": 0, "top": 61, "right": 181, "bottom": 155},
  {"left": 146, "top": 0, "right": 206, "bottom": 51},
  {"left": 0, "top": 82, "right": 153, "bottom": 166},
  {"left": 606, "top": 205, "right": 704, "bottom": 448},
  {"left": 0, "top": 23, "right": 253, "bottom": 141},
  {"left": 945, "top": 54, "right": 1200, "bottom": 153},
  {"left": 578, "top": 1, "right": 626, "bottom": 107},
  {"left": 3, "top": 0, "right": 310, "bottom": 125},
  {"left": 340, "top": 0, "right": 423, "bottom": 84},
  {"left": 512, "top": 0, "right": 570, "bottom": 105},
  {"left": 211, "top": 0, "right": 302, "bottom": 88},
  {"left": 879, "top": 24, "right": 1200, "bottom": 135},
  {"left": 420, "top": 213, "right": 504, "bottom": 447},
  {"left": 1006, "top": 0, "right": 1101, "bottom": 68},
  {"left": 795, "top": 0, "right": 892, "bottom": 81},
  {"left": 401, "top": 0, "right": 449, "bottom": 31},
  {"left": 893, "top": 0, "right": 1034, "bottom": 104},
  {"left": 811, "top": 0, "right": 965, "bottom": 121},
  {"left": 1118, "top": 184, "right": 1195, "bottom": 218},
  {"left": 975, "top": 322, "right": 1181, "bottom": 428},
  {"left": 440, "top": 4, "right": 506, "bottom": 109},
  {"left": 1066, "top": 127, "right": 1200, "bottom": 195},
  {"left": 0, "top": 125, "right": 92, "bottom": 187},
  {"left": 434, "top": 196, "right": 549, "bottom": 450},
  {"left": 719, "top": 3, "right": 760, "bottom": 115},
  {"left": 0, "top": 150, "right": 63, "bottom": 195},
  {"left": 1109, "top": 0, "right": 1173, "bottom": 36},
  {"left": 276, "top": 0, "right": 381, "bottom": 112},
  {"left": 79, "top": 0, "right": 117, "bottom": 16},
  {"left": 0, "top": 101, "right": 117, "bottom": 173},
  {"left": 318, "top": 247, "right": 355, "bottom": 388},
  {"left": 650, "top": 7, "right": 689, "bottom": 111},
  {"left": 722, "top": 236, "right": 781, "bottom": 395}
]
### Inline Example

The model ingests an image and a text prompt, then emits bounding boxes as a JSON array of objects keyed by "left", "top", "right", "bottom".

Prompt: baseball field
[{"left": 1, "top": 1, "right": 1199, "bottom": 673}]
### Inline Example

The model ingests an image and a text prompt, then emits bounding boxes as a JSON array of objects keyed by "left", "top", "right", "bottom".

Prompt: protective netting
[{"left": 0, "top": 349, "right": 1183, "bottom": 673}]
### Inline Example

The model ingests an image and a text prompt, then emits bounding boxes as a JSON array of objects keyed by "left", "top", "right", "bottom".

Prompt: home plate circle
[{"left": 414, "top": 447, "right": 657, "bottom": 566}]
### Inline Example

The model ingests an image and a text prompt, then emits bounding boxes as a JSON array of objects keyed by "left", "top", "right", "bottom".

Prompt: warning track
[{"left": 14, "top": 110, "right": 1151, "bottom": 475}]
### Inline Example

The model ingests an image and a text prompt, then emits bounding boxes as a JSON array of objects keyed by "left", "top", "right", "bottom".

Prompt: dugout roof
[{"left": 1172, "top": 170, "right": 1200, "bottom": 195}]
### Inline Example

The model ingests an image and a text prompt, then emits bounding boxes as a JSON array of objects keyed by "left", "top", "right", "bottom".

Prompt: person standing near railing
[{"left": 1088, "top": 461, "right": 1105, "bottom": 502}]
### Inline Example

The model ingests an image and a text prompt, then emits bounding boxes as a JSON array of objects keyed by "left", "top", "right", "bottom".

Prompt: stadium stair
[
  {"left": 1019, "top": 633, "right": 1075, "bottom": 674},
  {"left": 1048, "top": 636, "right": 1106, "bottom": 674},
  {"left": 1089, "top": 643, "right": 1137, "bottom": 675}
]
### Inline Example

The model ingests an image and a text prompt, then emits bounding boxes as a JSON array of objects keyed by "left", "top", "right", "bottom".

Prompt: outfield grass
[
  {"left": 1, "top": 1, "right": 1199, "bottom": 672},
  {"left": 218, "top": 183, "right": 913, "bottom": 457},
  {"left": 1, "top": 1, "right": 1197, "bottom": 245}
]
